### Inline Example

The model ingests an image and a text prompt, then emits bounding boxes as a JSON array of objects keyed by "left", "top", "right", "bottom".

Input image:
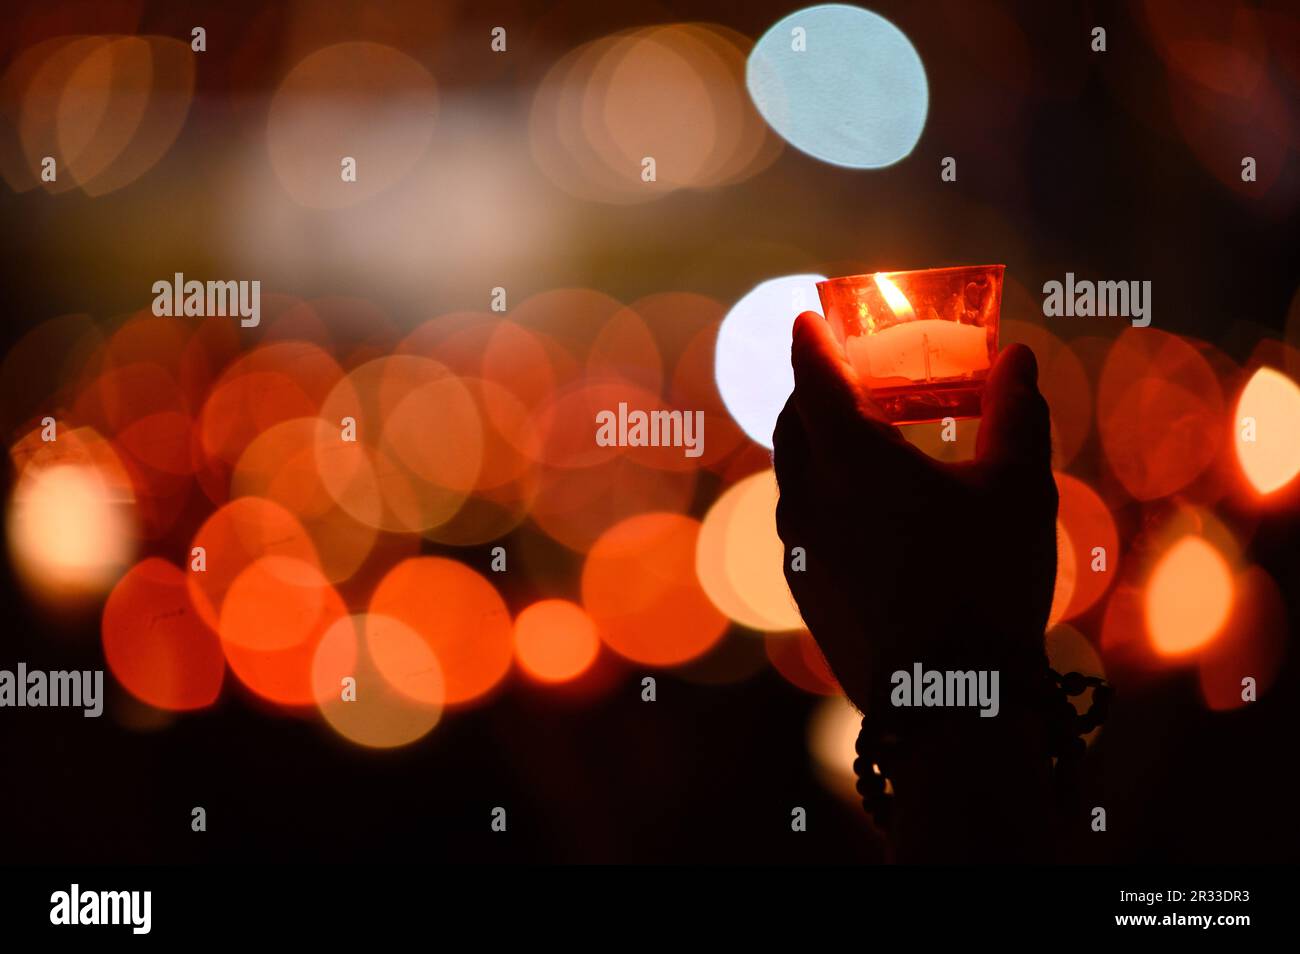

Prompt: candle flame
[{"left": 873, "top": 274, "right": 916, "bottom": 321}]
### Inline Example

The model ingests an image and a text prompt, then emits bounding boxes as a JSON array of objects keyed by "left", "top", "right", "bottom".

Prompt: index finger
[{"left": 790, "top": 311, "right": 910, "bottom": 457}]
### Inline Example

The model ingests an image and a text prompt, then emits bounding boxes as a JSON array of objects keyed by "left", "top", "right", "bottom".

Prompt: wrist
[
  {"left": 890, "top": 708, "right": 1056, "bottom": 862},
  {"left": 855, "top": 652, "right": 1066, "bottom": 863}
]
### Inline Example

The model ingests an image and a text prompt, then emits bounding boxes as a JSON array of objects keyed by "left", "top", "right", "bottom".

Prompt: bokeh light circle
[
  {"left": 513, "top": 599, "right": 601, "bottom": 684},
  {"left": 369, "top": 557, "right": 512, "bottom": 706},
  {"left": 1098, "top": 328, "right": 1224, "bottom": 500},
  {"left": 715, "top": 273, "right": 826, "bottom": 448},
  {"left": 219, "top": 554, "right": 348, "bottom": 706},
  {"left": 187, "top": 496, "right": 321, "bottom": 631},
  {"left": 1197, "top": 566, "right": 1287, "bottom": 711},
  {"left": 7, "top": 427, "right": 137, "bottom": 604},
  {"left": 1234, "top": 366, "right": 1300, "bottom": 495},
  {"left": 808, "top": 694, "right": 864, "bottom": 803},
  {"left": 268, "top": 42, "right": 438, "bottom": 208},
  {"left": 696, "top": 468, "right": 803, "bottom": 631},
  {"left": 1145, "top": 536, "right": 1234, "bottom": 656},
  {"left": 312, "top": 613, "right": 444, "bottom": 749},
  {"left": 583, "top": 512, "right": 728, "bottom": 666},
  {"left": 747, "top": 4, "right": 928, "bottom": 168},
  {"left": 1054, "top": 472, "right": 1119, "bottom": 620},
  {"left": 102, "top": 558, "right": 224, "bottom": 711}
]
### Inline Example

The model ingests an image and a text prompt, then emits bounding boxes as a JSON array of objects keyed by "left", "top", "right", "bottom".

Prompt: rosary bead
[{"left": 1061, "top": 671, "right": 1087, "bottom": 695}]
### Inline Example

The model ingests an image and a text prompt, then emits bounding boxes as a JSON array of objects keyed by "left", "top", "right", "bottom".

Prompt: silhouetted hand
[{"left": 773, "top": 312, "right": 1058, "bottom": 717}]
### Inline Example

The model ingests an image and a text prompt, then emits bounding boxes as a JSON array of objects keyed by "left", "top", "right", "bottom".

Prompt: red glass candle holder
[{"left": 816, "top": 265, "right": 1004, "bottom": 425}]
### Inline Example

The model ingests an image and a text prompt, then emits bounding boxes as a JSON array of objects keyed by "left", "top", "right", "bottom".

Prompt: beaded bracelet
[{"left": 853, "top": 668, "right": 1112, "bottom": 828}]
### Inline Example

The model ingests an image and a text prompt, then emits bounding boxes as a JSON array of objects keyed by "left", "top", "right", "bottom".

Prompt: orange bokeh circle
[
  {"left": 368, "top": 557, "right": 513, "bottom": 706},
  {"left": 582, "top": 512, "right": 728, "bottom": 666}
]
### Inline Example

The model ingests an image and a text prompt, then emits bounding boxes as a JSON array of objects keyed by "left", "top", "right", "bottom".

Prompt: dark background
[{"left": 1, "top": 0, "right": 1297, "bottom": 862}]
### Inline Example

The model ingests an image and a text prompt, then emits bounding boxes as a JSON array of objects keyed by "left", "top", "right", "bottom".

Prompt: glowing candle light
[
  {"left": 847, "top": 274, "right": 990, "bottom": 384},
  {"left": 818, "top": 265, "right": 1003, "bottom": 424}
]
